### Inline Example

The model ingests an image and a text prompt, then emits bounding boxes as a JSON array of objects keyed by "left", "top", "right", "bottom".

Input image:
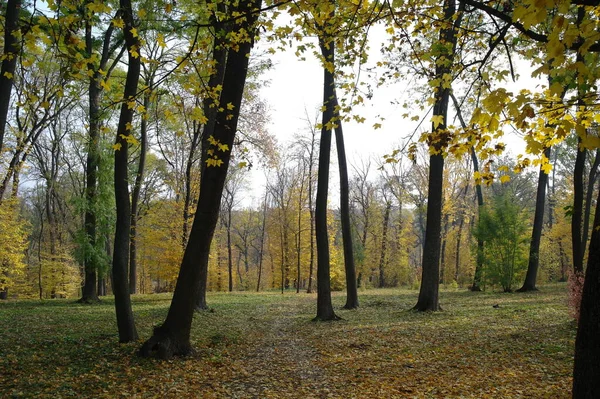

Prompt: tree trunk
[
  {"left": 518, "top": 146, "right": 550, "bottom": 292},
  {"left": 582, "top": 149, "right": 600, "bottom": 259},
  {"left": 111, "top": 0, "right": 140, "bottom": 343},
  {"left": 140, "top": 0, "right": 260, "bottom": 358},
  {"left": 572, "top": 138, "right": 586, "bottom": 274},
  {"left": 572, "top": 179, "right": 600, "bottom": 398},
  {"left": 313, "top": 32, "right": 339, "bottom": 322},
  {"left": 257, "top": 192, "right": 268, "bottom": 292},
  {"left": 454, "top": 216, "right": 464, "bottom": 282},
  {"left": 378, "top": 201, "right": 391, "bottom": 289},
  {"left": 0, "top": 0, "right": 20, "bottom": 155},
  {"left": 194, "top": 6, "right": 228, "bottom": 310},
  {"left": 129, "top": 92, "right": 149, "bottom": 294},
  {"left": 227, "top": 208, "right": 233, "bottom": 292},
  {"left": 306, "top": 129, "right": 317, "bottom": 294},
  {"left": 414, "top": 0, "right": 462, "bottom": 311},
  {"left": 331, "top": 91, "right": 359, "bottom": 308}
]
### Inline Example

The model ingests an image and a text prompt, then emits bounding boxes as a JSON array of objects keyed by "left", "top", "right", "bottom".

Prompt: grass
[{"left": 0, "top": 284, "right": 574, "bottom": 398}]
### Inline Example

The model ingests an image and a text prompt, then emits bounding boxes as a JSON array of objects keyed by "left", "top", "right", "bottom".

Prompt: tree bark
[
  {"left": 129, "top": 92, "right": 149, "bottom": 294},
  {"left": 140, "top": 0, "right": 260, "bottom": 358},
  {"left": 0, "top": 0, "right": 21, "bottom": 155},
  {"left": 414, "top": 0, "right": 462, "bottom": 311},
  {"left": 378, "top": 201, "right": 391, "bottom": 289},
  {"left": 518, "top": 146, "right": 550, "bottom": 292},
  {"left": 111, "top": 0, "right": 140, "bottom": 343},
  {"left": 257, "top": 191, "right": 268, "bottom": 292},
  {"left": 572, "top": 178, "right": 600, "bottom": 398},
  {"left": 572, "top": 138, "right": 586, "bottom": 274},
  {"left": 332, "top": 90, "right": 359, "bottom": 309},
  {"left": 194, "top": 4, "right": 228, "bottom": 311},
  {"left": 313, "top": 32, "right": 339, "bottom": 321}
]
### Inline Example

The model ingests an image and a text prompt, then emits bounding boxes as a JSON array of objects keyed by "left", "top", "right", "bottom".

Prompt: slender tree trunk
[
  {"left": 331, "top": 91, "right": 359, "bottom": 308},
  {"left": 111, "top": 0, "right": 140, "bottom": 343},
  {"left": 129, "top": 92, "right": 149, "bottom": 294},
  {"left": 257, "top": 192, "right": 268, "bottom": 292},
  {"left": 414, "top": 0, "right": 462, "bottom": 311},
  {"left": 227, "top": 208, "right": 233, "bottom": 292},
  {"left": 454, "top": 217, "right": 464, "bottom": 282},
  {"left": 378, "top": 201, "right": 391, "bottom": 289},
  {"left": 582, "top": 149, "right": 600, "bottom": 257},
  {"left": 573, "top": 138, "right": 586, "bottom": 274},
  {"left": 518, "top": 147, "right": 551, "bottom": 292},
  {"left": 439, "top": 214, "right": 449, "bottom": 285},
  {"left": 307, "top": 132, "right": 317, "bottom": 294},
  {"left": 573, "top": 179, "right": 600, "bottom": 398},
  {"left": 0, "top": 0, "right": 20, "bottom": 156},
  {"left": 140, "top": 0, "right": 260, "bottom": 358},
  {"left": 313, "top": 32, "right": 339, "bottom": 321}
]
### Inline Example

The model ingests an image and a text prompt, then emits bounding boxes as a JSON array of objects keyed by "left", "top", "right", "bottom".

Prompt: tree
[
  {"left": 0, "top": 0, "right": 21, "bottom": 158},
  {"left": 111, "top": 0, "right": 141, "bottom": 343},
  {"left": 474, "top": 194, "right": 528, "bottom": 292},
  {"left": 517, "top": 147, "right": 551, "bottom": 292},
  {"left": 414, "top": 0, "right": 464, "bottom": 312},
  {"left": 139, "top": 0, "right": 262, "bottom": 358}
]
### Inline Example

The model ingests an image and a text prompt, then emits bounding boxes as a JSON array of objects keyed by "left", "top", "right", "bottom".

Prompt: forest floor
[{"left": 1, "top": 284, "right": 574, "bottom": 398}]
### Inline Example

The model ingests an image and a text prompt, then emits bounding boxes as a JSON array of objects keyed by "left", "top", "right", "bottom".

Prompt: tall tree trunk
[
  {"left": 439, "top": 214, "right": 449, "bottom": 284},
  {"left": 111, "top": 0, "right": 140, "bottom": 343},
  {"left": 454, "top": 216, "right": 464, "bottom": 282},
  {"left": 450, "top": 93, "right": 484, "bottom": 291},
  {"left": 582, "top": 149, "right": 600, "bottom": 258},
  {"left": 572, "top": 138, "right": 586, "bottom": 274},
  {"left": 227, "top": 208, "right": 233, "bottom": 292},
  {"left": 573, "top": 179, "right": 600, "bottom": 398},
  {"left": 194, "top": 5, "right": 228, "bottom": 310},
  {"left": 518, "top": 146, "right": 551, "bottom": 292},
  {"left": 332, "top": 90, "right": 359, "bottom": 309},
  {"left": 313, "top": 31, "right": 339, "bottom": 321},
  {"left": 0, "top": 0, "right": 20, "bottom": 156},
  {"left": 140, "top": 0, "right": 260, "bottom": 358},
  {"left": 414, "top": 0, "right": 462, "bottom": 311},
  {"left": 257, "top": 192, "right": 268, "bottom": 292},
  {"left": 129, "top": 92, "right": 149, "bottom": 294}
]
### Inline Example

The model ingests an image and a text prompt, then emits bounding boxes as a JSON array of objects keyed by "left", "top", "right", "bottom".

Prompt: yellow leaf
[
  {"left": 373, "top": 123, "right": 382, "bottom": 130},
  {"left": 112, "top": 18, "right": 124, "bottom": 29},
  {"left": 541, "top": 162, "right": 552, "bottom": 174},
  {"left": 208, "top": 135, "right": 218, "bottom": 145},
  {"left": 165, "top": 3, "right": 173, "bottom": 13},
  {"left": 113, "top": 143, "right": 122, "bottom": 151},
  {"left": 3, "top": 72, "right": 13, "bottom": 79},
  {"left": 226, "top": 103, "right": 235, "bottom": 110},
  {"left": 499, "top": 175, "right": 511, "bottom": 184},
  {"left": 431, "top": 115, "right": 444, "bottom": 129},
  {"left": 130, "top": 27, "right": 138, "bottom": 38},
  {"left": 218, "top": 143, "right": 229, "bottom": 152},
  {"left": 137, "top": 9, "right": 146, "bottom": 19},
  {"left": 157, "top": 33, "right": 166, "bottom": 48}
]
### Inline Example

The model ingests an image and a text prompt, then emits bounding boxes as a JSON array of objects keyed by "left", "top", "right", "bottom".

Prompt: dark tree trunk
[
  {"left": 572, "top": 180, "right": 600, "bottom": 398},
  {"left": 332, "top": 91, "right": 359, "bottom": 309},
  {"left": 518, "top": 146, "right": 551, "bottom": 292},
  {"left": 194, "top": 5, "right": 228, "bottom": 311},
  {"left": 313, "top": 32, "right": 339, "bottom": 322},
  {"left": 414, "top": 0, "right": 462, "bottom": 311},
  {"left": 378, "top": 201, "right": 391, "bottom": 289},
  {"left": 129, "top": 92, "right": 149, "bottom": 294},
  {"left": 439, "top": 214, "right": 449, "bottom": 284},
  {"left": 111, "top": 0, "right": 140, "bottom": 343},
  {"left": 306, "top": 128, "right": 317, "bottom": 294},
  {"left": 140, "top": 0, "right": 260, "bottom": 358},
  {"left": 573, "top": 138, "right": 586, "bottom": 274},
  {"left": 0, "top": 0, "right": 20, "bottom": 155}
]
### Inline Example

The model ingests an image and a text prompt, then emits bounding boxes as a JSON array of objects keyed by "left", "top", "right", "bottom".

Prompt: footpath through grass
[{"left": 0, "top": 284, "right": 574, "bottom": 398}]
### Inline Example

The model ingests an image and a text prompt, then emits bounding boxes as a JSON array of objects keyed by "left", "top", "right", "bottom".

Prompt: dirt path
[{"left": 223, "top": 301, "right": 332, "bottom": 398}]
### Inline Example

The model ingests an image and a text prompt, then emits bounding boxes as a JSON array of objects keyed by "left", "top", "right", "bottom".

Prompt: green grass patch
[{"left": 0, "top": 284, "right": 574, "bottom": 398}]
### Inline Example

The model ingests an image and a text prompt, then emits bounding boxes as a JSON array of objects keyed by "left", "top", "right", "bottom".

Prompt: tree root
[{"left": 139, "top": 326, "right": 194, "bottom": 360}]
